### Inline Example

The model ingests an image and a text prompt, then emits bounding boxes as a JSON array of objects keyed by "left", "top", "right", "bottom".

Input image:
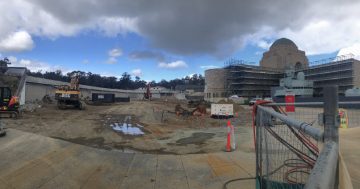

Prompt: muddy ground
[{"left": 3, "top": 100, "right": 253, "bottom": 154}]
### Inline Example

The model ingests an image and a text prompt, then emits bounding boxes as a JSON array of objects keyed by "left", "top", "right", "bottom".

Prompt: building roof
[
  {"left": 4, "top": 67, "right": 27, "bottom": 96},
  {"left": 5, "top": 67, "right": 27, "bottom": 77},
  {"left": 270, "top": 38, "right": 298, "bottom": 49},
  {"left": 26, "top": 76, "right": 136, "bottom": 93},
  {"left": 26, "top": 76, "right": 176, "bottom": 94}
]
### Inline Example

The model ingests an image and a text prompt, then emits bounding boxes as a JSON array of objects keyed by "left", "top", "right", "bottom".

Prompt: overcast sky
[{"left": 0, "top": 0, "right": 359, "bottom": 80}]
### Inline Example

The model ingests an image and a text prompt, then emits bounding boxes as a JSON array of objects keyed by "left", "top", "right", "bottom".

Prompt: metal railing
[{"left": 255, "top": 86, "right": 340, "bottom": 189}]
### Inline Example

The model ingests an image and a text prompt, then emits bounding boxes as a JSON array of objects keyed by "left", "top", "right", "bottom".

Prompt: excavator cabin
[{"left": 0, "top": 86, "right": 19, "bottom": 117}]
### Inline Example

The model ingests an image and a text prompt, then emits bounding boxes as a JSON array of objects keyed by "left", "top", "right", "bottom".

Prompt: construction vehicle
[
  {"left": 0, "top": 87, "right": 20, "bottom": 117},
  {"left": 143, "top": 84, "right": 152, "bottom": 100},
  {"left": 0, "top": 58, "right": 20, "bottom": 118},
  {"left": 55, "top": 74, "right": 83, "bottom": 110}
]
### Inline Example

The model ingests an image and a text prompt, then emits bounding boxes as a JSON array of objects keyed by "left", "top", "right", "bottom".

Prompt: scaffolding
[
  {"left": 222, "top": 55, "right": 360, "bottom": 98},
  {"left": 224, "top": 58, "right": 283, "bottom": 98}
]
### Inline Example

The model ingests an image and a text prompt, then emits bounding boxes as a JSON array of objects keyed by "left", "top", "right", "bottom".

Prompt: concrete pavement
[
  {"left": 0, "top": 129, "right": 256, "bottom": 189},
  {"left": 340, "top": 128, "right": 360, "bottom": 189}
]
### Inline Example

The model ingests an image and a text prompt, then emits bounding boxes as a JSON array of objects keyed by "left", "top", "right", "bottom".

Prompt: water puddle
[
  {"left": 108, "top": 115, "right": 145, "bottom": 136},
  {"left": 110, "top": 122, "right": 144, "bottom": 135}
]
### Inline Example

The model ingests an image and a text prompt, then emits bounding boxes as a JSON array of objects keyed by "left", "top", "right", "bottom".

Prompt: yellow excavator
[{"left": 55, "top": 74, "right": 83, "bottom": 110}]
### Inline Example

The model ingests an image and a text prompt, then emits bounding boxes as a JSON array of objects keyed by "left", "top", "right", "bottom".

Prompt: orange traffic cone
[
  {"left": 226, "top": 120, "right": 232, "bottom": 152},
  {"left": 226, "top": 120, "right": 236, "bottom": 152}
]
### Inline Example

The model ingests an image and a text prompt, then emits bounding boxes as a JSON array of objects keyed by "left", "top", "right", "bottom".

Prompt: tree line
[{"left": 27, "top": 70, "right": 205, "bottom": 90}]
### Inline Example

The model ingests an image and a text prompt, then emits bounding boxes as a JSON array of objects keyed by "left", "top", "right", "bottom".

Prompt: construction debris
[
  {"left": 2, "top": 100, "right": 252, "bottom": 154},
  {"left": 21, "top": 102, "right": 42, "bottom": 112},
  {"left": 42, "top": 95, "right": 53, "bottom": 104},
  {"left": 191, "top": 102, "right": 207, "bottom": 115},
  {"left": 174, "top": 102, "right": 207, "bottom": 117},
  {"left": 175, "top": 104, "right": 192, "bottom": 116}
]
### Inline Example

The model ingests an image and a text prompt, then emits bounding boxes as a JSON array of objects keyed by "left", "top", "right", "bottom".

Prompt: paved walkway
[
  {"left": 0, "top": 129, "right": 256, "bottom": 189},
  {"left": 340, "top": 128, "right": 360, "bottom": 189}
]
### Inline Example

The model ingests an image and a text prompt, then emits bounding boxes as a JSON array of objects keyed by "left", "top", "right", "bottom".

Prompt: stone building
[
  {"left": 260, "top": 38, "right": 309, "bottom": 71},
  {"left": 225, "top": 63, "right": 283, "bottom": 98},
  {"left": 300, "top": 58, "right": 360, "bottom": 96},
  {"left": 204, "top": 38, "right": 360, "bottom": 100},
  {"left": 204, "top": 68, "right": 228, "bottom": 102}
]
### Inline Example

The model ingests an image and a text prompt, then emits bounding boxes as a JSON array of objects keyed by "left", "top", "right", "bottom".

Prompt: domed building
[
  {"left": 204, "top": 38, "right": 360, "bottom": 99},
  {"left": 260, "top": 38, "right": 309, "bottom": 71}
]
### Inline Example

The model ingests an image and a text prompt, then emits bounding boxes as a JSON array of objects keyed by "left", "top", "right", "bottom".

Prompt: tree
[
  {"left": 25, "top": 68, "right": 204, "bottom": 90},
  {"left": 119, "top": 72, "right": 132, "bottom": 89}
]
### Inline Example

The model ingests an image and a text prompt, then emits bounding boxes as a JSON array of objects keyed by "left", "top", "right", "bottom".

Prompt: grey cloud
[
  {"left": 24, "top": 0, "right": 360, "bottom": 56},
  {"left": 128, "top": 51, "right": 166, "bottom": 62}
]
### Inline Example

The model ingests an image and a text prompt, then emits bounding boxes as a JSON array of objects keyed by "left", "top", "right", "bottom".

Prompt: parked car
[{"left": 249, "top": 98, "right": 262, "bottom": 106}]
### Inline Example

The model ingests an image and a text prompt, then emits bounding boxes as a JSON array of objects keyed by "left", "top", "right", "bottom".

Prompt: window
[
  {"left": 3, "top": 88, "right": 11, "bottom": 99},
  {"left": 295, "top": 62, "right": 303, "bottom": 71}
]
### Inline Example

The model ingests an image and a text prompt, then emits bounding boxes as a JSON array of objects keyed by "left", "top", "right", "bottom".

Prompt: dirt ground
[{"left": 3, "top": 100, "right": 253, "bottom": 154}]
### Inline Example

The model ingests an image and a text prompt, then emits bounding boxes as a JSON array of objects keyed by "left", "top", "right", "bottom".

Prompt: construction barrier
[
  {"left": 339, "top": 108, "right": 349, "bottom": 129},
  {"left": 285, "top": 91, "right": 295, "bottom": 112}
]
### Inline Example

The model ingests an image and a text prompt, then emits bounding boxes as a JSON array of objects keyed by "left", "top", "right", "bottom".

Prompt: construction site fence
[{"left": 255, "top": 86, "right": 350, "bottom": 189}]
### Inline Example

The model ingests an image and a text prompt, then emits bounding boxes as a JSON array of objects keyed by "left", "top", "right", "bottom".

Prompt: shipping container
[{"left": 92, "top": 93, "right": 115, "bottom": 103}]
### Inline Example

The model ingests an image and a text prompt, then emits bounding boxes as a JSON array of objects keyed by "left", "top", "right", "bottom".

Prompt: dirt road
[{"left": 3, "top": 100, "right": 252, "bottom": 154}]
